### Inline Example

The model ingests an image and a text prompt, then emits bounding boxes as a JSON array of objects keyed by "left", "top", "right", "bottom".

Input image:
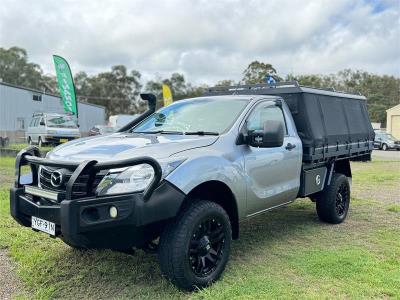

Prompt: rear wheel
[
  {"left": 28, "top": 137, "right": 32, "bottom": 145},
  {"left": 316, "top": 173, "right": 350, "bottom": 224},
  {"left": 158, "top": 200, "right": 231, "bottom": 291},
  {"left": 38, "top": 137, "right": 43, "bottom": 147}
]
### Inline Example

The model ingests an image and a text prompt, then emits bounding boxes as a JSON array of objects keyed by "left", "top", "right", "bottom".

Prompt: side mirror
[
  {"left": 39, "top": 120, "right": 45, "bottom": 126},
  {"left": 247, "top": 120, "right": 284, "bottom": 148}
]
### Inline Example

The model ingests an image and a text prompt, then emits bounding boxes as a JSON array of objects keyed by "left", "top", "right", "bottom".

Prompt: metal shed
[
  {"left": 386, "top": 104, "right": 400, "bottom": 139},
  {"left": 0, "top": 82, "right": 105, "bottom": 143}
]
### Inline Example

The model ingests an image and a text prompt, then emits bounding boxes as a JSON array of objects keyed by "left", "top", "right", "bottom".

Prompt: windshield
[
  {"left": 132, "top": 98, "right": 249, "bottom": 134},
  {"left": 378, "top": 133, "right": 397, "bottom": 141},
  {"left": 46, "top": 116, "right": 78, "bottom": 128}
]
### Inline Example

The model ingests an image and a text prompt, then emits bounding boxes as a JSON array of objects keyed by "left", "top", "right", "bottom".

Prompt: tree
[
  {"left": 74, "top": 65, "right": 143, "bottom": 117},
  {"left": 215, "top": 79, "right": 236, "bottom": 86},
  {"left": 0, "top": 47, "right": 45, "bottom": 90},
  {"left": 145, "top": 73, "right": 206, "bottom": 109},
  {"left": 242, "top": 61, "right": 281, "bottom": 84}
]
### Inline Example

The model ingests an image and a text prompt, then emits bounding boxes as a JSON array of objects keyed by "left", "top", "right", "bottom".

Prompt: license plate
[
  {"left": 31, "top": 216, "right": 56, "bottom": 236},
  {"left": 59, "top": 138, "right": 68, "bottom": 143}
]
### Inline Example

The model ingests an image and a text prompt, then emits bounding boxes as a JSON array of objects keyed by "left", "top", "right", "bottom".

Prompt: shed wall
[{"left": 0, "top": 83, "right": 105, "bottom": 142}]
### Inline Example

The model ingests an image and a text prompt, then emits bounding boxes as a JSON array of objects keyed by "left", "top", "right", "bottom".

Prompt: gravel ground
[
  {"left": 372, "top": 149, "right": 400, "bottom": 160},
  {"left": 0, "top": 250, "right": 23, "bottom": 299}
]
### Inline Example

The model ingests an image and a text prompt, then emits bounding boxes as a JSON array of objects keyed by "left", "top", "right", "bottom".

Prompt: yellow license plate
[{"left": 59, "top": 138, "right": 68, "bottom": 143}]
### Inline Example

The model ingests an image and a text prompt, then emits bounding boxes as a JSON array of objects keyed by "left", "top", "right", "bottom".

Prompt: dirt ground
[{"left": 0, "top": 250, "right": 23, "bottom": 300}]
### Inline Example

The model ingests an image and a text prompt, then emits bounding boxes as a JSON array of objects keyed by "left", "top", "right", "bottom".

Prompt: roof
[
  {"left": 386, "top": 103, "right": 400, "bottom": 113},
  {"left": 205, "top": 81, "right": 367, "bottom": 100},
  {"left": 0, "top": 81, "right": 105, "bottom": 110}
]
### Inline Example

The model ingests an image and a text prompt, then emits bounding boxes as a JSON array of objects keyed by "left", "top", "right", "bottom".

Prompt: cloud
[{"left": 0, "top": 0, "right": 399, "bottom": 85}]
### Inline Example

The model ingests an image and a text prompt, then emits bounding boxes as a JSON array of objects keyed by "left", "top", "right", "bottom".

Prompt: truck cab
[{"left": 11, "top": 82, "right": 374, "bottom": 291}]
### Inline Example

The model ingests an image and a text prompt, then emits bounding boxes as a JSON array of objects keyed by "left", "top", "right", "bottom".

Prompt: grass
[
  {"left": 4, "top": 143, "right": 54, "bottom": 152},
  {"left": 387, "top": 204, "right": 400, "bottom": 213},
  {"left": 0, "top": 156, "right": 399, "bottom": 299}
]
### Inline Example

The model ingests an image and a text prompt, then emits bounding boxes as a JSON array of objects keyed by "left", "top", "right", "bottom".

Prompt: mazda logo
[{"left": 50, "top": 170, "right": 64, "bottom": 187}]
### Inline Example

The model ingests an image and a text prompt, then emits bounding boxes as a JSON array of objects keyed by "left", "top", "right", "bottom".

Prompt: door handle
[{"left": 285, "top": 143, "right": 296, "bottom": 150}]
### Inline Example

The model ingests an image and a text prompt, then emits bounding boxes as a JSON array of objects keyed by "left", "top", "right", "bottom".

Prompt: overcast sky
[{"left": 0, "top": 0, "right": 399, "bottom": 84}]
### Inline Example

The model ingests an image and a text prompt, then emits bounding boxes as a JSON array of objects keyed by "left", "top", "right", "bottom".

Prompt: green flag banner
[{"left": 53, "top": 55, "right": 78, "bottom": 116}]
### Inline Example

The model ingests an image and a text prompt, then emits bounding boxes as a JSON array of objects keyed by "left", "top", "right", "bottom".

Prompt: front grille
[
  {"left": 395, "top": 141, "right": 400, "bottom": 145},
  {"left": 39, "top": 166, "right": 105, "bottom": 200}
]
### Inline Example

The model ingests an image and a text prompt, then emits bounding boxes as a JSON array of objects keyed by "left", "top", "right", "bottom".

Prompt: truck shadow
[{"left": 54, "top": 200, "right": 326, "bottom": 298}]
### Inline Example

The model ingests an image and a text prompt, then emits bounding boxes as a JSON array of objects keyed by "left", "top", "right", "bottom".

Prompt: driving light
[{"left": 109, "top": 206, "right": 118, "bottom": 218}]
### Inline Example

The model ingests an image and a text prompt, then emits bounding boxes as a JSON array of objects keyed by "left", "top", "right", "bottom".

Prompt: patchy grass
[
  {"left": 0, "top": 158, "right": 399, "bottom": 299},
  {"left": 387, "top": 204, "right": 400, "bottom": 213},
  {"left": 5, "top": 143, "right": 54, "bottom": 152}
]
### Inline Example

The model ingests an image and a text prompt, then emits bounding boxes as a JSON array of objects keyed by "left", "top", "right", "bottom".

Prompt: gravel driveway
[
  {"left": 372, "top": 149, "right": 400, "bottom": 160},
  {"left": 0, "top": 250, "right": 23, "bottom": 299}
]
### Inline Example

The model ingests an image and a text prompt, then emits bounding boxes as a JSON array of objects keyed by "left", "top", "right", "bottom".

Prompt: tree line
[{"left": 0, "top": 47, "right": 398, "bottom": 124}]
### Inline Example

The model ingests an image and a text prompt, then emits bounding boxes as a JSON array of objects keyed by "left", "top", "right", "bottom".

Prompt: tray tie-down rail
[{"left": 15, "top": 146, "right": 162, "bottom": 201}]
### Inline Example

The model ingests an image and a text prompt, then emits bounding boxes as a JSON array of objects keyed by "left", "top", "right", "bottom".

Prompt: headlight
[{"left": 95, "top": 158, "right": 186, "bottom": 196}]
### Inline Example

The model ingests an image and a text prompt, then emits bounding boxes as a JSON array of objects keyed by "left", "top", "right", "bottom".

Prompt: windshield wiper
[
  {"left": 132, "top": 130, "right": 219, "bottom": 136},
  {"left": 133, "top": 130, "right": 184, "bottom": 135},
  {"left": 183, "top": 131, "right": 219, "bottom": 136}
]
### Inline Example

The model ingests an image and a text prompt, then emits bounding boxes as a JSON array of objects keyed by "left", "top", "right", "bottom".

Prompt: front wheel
[
  {"left": 316, "top": 173, "right": 350, "bottom": 224},
  {"left": 158, "top": 200, "right": 231, "bottom": 291},
  {"left": 382, "top": 143, "right": 388, "bottom": 151}
]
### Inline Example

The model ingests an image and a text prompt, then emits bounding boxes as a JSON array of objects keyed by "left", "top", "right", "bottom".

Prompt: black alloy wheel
[
  {"left": 158, "top": 200, "right": 231, "bottom": 290},
  {"left": 189, "top": 216, "right": 226, "bottom": 278},
  {"left": 335, "top": 183, "right": 349, "bottom": 217},
  {"left": 316, "top": 173, "right": 350, "bottom": 224}
]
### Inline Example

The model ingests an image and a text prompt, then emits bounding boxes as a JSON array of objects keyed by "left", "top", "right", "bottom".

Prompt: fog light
[{"left": 109, "top": 206, "right": 118, "bottom": 218}]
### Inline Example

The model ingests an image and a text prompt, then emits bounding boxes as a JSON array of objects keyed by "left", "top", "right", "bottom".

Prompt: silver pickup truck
[{"left": 10, "top": 82, "right": 374, "bottom": 290}]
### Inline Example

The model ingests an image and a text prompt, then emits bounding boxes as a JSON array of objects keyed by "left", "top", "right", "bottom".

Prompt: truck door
[{"left": 242, "top": 101, "right": 301, "bottom": 216}]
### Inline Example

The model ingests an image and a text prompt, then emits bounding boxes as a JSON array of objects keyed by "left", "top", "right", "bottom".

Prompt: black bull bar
[{"left": 15, "top": 146, "right": 163, "bottom": 201}]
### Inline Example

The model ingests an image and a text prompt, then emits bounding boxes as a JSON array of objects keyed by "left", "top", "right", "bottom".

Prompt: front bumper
[
  {"left": 388, "top": 144, "right": 400, "bottom": 150},
  {"left": 10, "top": 147, "right": 186, "bottom": 249},
  {"left": 43, "top": 136, "right": 80, "bottom": 144}
]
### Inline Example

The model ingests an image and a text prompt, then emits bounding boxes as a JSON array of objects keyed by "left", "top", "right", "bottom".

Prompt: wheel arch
[
  {"left": 183, "top": 180, "right": 240, "bottom": 239},
  {"left": 334, "top": 159, "right": 352, "bottom": 178}
]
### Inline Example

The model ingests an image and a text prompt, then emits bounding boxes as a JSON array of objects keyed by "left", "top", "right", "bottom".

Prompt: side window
[
  {"left": 34, "top": 118, "right": 39, "bottom": 127},
  {"left": 29, "top": 118, "right": 36, "bottom": 127},
  {"left": 39, "top": 118, "right": 44, "bottom": 126},
  {"left": 247, "top": 103, "right": 287, "bottom": 134}
]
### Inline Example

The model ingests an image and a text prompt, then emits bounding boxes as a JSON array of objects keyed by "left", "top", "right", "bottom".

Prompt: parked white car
[{"left": 26, "top": 113, "right": 81, "bottom": 146}]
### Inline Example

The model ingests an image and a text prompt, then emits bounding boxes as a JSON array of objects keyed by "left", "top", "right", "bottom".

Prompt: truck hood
[{"left": 47, "top": 133, "right": 218, "bottom": 162}]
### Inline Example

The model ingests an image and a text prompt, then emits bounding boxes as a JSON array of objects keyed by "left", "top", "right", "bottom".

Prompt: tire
[
  {"left": 38, "top": 137, "right": 43, "bottom": 147},
  {"left": 316, "top": 173, "right": 350, "bottom": 224},
  {"left": 382, "top": 143, "right": 388, "bottom": 151},
  {"left": 28, "top": 137, "right": 32, "bottom": 145},
  {"left": 158, "top": 200, "right": 232, "bottom": 291}
]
